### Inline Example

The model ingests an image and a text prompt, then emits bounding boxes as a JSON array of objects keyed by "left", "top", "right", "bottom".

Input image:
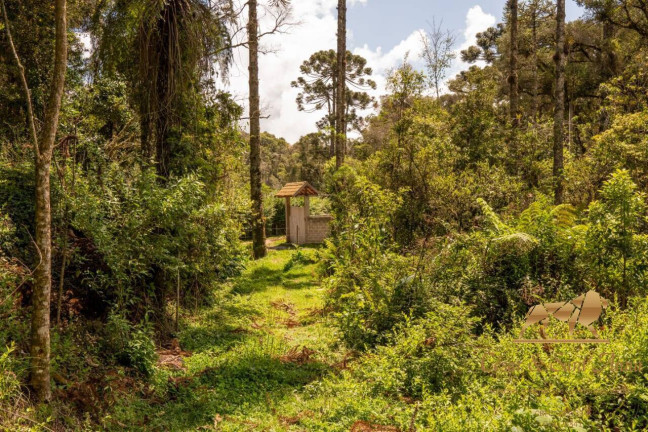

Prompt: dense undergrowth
[{"left": 4, "top": 0, "right": 648, "bottom": 428}]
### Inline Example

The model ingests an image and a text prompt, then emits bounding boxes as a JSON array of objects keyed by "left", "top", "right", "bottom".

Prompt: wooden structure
[{"left": 275, "top": 181, "right": 332, "bottom": 244}]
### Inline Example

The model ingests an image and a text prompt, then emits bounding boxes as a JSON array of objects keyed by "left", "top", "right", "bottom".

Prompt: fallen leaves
[
  {"left": 279, "top": 345, "right": 316, "bottom": 365},
  {"left": 157, "top": 338, "right": 192, "bottom": 371},
  {"left": 350, "top": 420, "right": 401, "bottom": 432},
  {"left": 270, "top": 299, "right": 296, "bottom": 314}
]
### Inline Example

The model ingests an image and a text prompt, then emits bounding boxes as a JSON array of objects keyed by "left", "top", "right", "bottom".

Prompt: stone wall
[{"left": 306, "top": 215, "right": 332, "bottom": 243}]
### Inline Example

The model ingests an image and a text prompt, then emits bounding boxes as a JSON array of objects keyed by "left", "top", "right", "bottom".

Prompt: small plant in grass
[{"left": 284, "top": 248, "right": 316, "bottom": 271}]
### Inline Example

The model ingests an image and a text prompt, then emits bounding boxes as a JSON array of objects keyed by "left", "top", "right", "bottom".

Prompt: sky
[{"left": 221, "top": 0, "right": 586, "bottom": 143}]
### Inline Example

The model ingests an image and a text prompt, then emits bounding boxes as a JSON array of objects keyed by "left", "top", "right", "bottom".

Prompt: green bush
[
  {"left": 356, "top": 301, "right": 480, "bottom": 399},
  {"left": 104, "top": 312, "right": 157, "bottom": 377},
  {"left": 67, "top": 164, "right": 246, "bottom": 318},
  {"left": 299, "top": 296, "right": 648, "bottom": 431}
]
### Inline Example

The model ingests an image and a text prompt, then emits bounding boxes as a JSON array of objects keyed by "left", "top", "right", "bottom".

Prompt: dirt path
[{"left": 109, "top": 237, "right": 338, "bottom": 431}]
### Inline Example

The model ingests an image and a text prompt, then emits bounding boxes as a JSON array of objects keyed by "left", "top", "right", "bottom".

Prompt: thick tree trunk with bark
[
  {"left": 248, "top": 0, "right": 266, "bottom": 258},
  {"left": 335, "top": 0, "right": 346, "bottom": 168},
  {"left": 553, "top": 0, "right": 566, "bottom": 204},
  {"left": 508, "top": 0, "right": 519, "bottom": 125}
]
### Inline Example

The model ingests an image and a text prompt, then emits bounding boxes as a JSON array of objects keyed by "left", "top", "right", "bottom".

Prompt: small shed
[{"left": 275, "top": 181, "right": 332, "bottom": 245}]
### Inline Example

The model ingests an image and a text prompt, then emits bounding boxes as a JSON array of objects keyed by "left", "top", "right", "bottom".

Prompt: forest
[{"left": 1, "top": 0, "right": 648, "bottom": 430}]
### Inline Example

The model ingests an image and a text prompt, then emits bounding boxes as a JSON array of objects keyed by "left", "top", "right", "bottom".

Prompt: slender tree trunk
[
  {"left": 531, "top": 2, "right": 539, "bottom": 122},
  {"left": 335, "top": 0, "right": 346, "bottom": 168},
  {"left": 553, "top": 0, "right": 566, "bottom": 204},
  {"left": 508, "top": 0, "right": 519, "bottom": 126},
  {"left": 5, "top": 0, "right": 69, "bottom": 402},
  {"left": 248, "top": 0, "right": 266, "bottom": 259},
  {"left": 330, "top": 78, "right": 336, "bottom": 157}
]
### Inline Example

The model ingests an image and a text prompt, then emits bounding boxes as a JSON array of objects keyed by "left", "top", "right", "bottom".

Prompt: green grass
[{"left": 107, "top": 237, "right": 341, "bottom": 431}]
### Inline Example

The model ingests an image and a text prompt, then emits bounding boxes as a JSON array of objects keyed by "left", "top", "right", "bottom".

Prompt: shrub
[
  {"left": 357, "top": 301, "right": 480, "bottom": 399},
  {"left": 104, "top": 312, "right": 157, "bottom": 377},
  {"left": 66, "top": 164, "right": 246, "bottom": 320}
]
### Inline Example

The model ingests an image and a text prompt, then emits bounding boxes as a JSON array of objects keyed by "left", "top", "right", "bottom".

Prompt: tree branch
[{"left": 1, "top": 0, "right": 40, "bottom": 159}]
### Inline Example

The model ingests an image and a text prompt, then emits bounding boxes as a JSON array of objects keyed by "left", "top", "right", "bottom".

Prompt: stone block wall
[{"left": 306, "top": 215, "right": 332, "bottom": 243}]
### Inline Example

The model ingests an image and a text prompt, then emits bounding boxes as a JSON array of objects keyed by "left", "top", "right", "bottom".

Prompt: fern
[
  {"left": 477, "top": 198, "right": 510, "bottom": 235},
  {"left": 550, "top": 204, "right": 578, "bottom": 230},
  {"left": 492, "top": 232, "right": 538, "bottom": 254}
]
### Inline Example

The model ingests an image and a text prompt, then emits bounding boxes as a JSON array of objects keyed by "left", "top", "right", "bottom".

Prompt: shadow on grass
[
  {"left": 283, "top": 280, "right": 318, "bottom": 290},
  {"left": 232, "top": 265, "right": 285, "bottom": 295},
  {"left": 179, "top": 301, "right": 264, "bottom": 352},
  {"left": 180, "top": 324, "right": 250, "bottom": 352},
  {"left": 113, "top": 353, "right": 330, "bottom": 431}
]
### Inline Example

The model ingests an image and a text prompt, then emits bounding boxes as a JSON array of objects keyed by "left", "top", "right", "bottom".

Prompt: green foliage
[
  {"left": 421, "top": 170, "right": 648, "bottom": 330},
  {"left": 584, "top": 169, "right": 648, "bottom": 303},
  {"left": 356, "top": 301, "right": 480, "bottom": 399},
  {"left": 67, "top": 163, "right": 246, "bottom": 316},
  {"left": 104, "top": 312, "right": 156, "bottom": 377},
  {"left": 283, "top": 248, "right": 316, "bottom": 272},
  {"left": 323, "top": 166, "right": 425, "bottom": 348},
  {"left": 292, "top": 50, "right": 377, "bottom": 136},
  {"left": 295, "top": 296, "right": 648, "bottom": 431},
  {"left": 0, "top": 344, "right": 20, "bottom": 403}
]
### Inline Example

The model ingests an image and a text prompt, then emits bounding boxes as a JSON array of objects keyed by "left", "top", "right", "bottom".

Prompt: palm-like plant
[{"left": 93, "top": 0, "right": 235, "bottom": 176}]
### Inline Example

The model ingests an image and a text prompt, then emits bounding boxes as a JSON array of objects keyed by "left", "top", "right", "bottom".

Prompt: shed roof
[{"left": 275, "top": 181, "right": 320, "bottom": 198}]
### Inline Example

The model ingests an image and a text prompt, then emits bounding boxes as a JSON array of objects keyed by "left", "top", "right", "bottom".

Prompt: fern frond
[
  {"left": 550, "top": 204, "right": 578, "bottom": 230},
  {"left": 477, "top": 198, "right": 510, "bottom": 235},
  {"left": 492, "top": 232, "right": 538, "bottom": 254}
]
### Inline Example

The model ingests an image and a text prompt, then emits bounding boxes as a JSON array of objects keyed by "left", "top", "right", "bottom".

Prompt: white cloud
[
  {"left": 353, "top": 29, "right": 425, "bottom": 97},
  {"left": 434, "top": 5, "right": 497, "bottom": 95},
  {"left": 455, "top": 6, "right": 496, "bottom": 69},
  {"left": 220, "top": 0, "right": 338, "bottom": 142},
  {"left": 221, "top": 3, "right": 496, "bottom": 143}
]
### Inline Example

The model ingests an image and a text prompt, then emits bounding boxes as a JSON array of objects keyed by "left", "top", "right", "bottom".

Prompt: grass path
[{"left": 111, "top": 237, "right": 339, "bottom": 431}]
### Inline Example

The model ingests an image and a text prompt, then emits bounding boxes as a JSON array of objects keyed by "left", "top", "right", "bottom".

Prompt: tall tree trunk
[
  {"left": 599, "top": 20, "right": 616, "bottom": 131},
  {"left": 330, "top": 77, "right": 336, "bottom": 157},
  {"left": 154, "top": 3, "right": 174, "bottom": 179},
  {"left": 553, "top": 0, "right": 566, "bottom": 204},
  {"left": 335, "top": 0, "right": 346, "bottom": 168},
  {"left": 508, "top": 0, "right": 519, "bottom": 126},
  {"left": 248, "top": 0, "right": 266, "bottom": 258},
  {"left": 531, "top": 1, "right": 539, "bottom": 122},
  {"left": 5, "top": 0, "right": 69, "bottom": 402}
]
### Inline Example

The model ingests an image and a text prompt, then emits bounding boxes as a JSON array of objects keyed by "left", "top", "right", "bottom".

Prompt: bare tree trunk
[
  {"left": 335, "top": 0, "right": 346, "bottom": 168},
  {"left": 553, "top": 0, "right": 566, "bottom": 204},
  {"left": 330, "top": 77, "right": 336, "bottom": 157},
  {"left": 531, "top": 1, "right": 539, "bottom": 122},
  {"left": 2, "top": 0, "right": 69, "bottom": 402},
  {"left": 508, "top": 0, "right": 519, "bottom": 126},
  {"left": 248, "top": 0, "right": 266, "bottom": 259}
]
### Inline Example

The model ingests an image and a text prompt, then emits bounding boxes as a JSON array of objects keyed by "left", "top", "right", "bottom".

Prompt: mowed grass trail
[{"left": 109, "top": 237, "right": 341, "bottom": 431}]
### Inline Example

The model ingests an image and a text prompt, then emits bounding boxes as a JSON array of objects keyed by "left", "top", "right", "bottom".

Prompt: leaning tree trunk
[
  {"left": 248, "top": 0, "right": 266, "bottom": 258},
  {"left": 335, "top": 0, "right": 346, "bottom": 168},
  {"left": 553, "top": 0, "right": 566, "bottom": 204},
  {"left": 508, "top": 0, "right": 519, "bottom": 126}
]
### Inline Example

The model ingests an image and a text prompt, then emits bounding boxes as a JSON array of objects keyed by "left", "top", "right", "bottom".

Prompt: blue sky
[
  {"left": 348, "top": 0, "right": 584, "bottom": 52},
  {"left": 223, "top": 0, "right": 586, "bottom": 142}
]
